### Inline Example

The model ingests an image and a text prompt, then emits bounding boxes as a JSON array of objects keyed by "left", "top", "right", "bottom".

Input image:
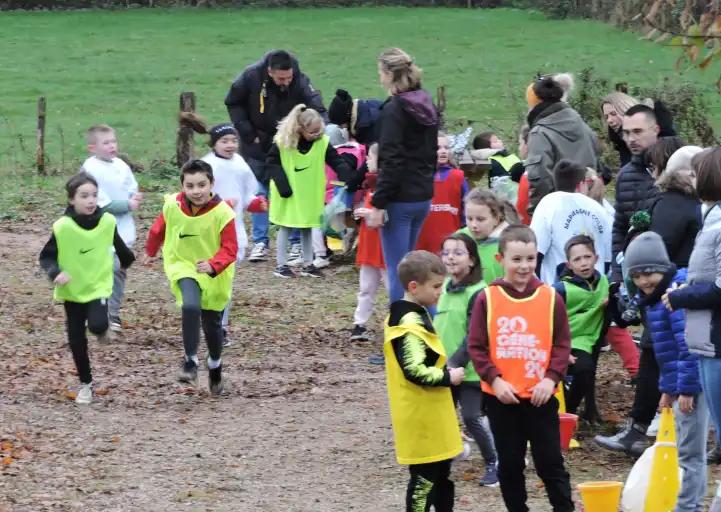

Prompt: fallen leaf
[
  {"left": 110, "top": 436, "right": 120, "bottom": 443},
  {"left": 0, "top": 441, "right": 13, "bottom": 451},
  {"left": 63, "top": 390, "right": 77, "bottom": 400},
  {"left": 2, "top": 457, "right": 13, "bottom": 466},
  {"left": 95, "top": 388, "right": 109, "bottom": 396}
]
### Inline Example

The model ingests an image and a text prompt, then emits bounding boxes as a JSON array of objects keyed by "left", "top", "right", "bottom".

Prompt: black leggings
[
  {"left": 566, "top": 349, "right": 596, "bottom": 418},
  {"left": 406, "top": 458, "right": 454, "bottom": 512},
  {"left": 64, "top": 299, "right": 108, "bottom": 384},
  {"left": 629, "top": 345, "right": 661, "bottom": 427},
  {"left": 178, "top": 278, "right": 223, "bottom": 362}
]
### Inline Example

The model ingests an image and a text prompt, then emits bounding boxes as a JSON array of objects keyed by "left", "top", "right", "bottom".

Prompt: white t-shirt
[
  {"left": 201, "top": 152, "right": 258, "bottom": 260},
  {"left": 530, "top": 191, "right": 612, "bottom": 284},
  {"left": 81, "top": 156, "right": 138, "bottom": 247}
]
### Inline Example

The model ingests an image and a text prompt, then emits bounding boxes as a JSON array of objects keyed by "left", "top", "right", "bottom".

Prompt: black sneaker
[
  {"left": 209, "top": 365, "right": 223, "bottom": 396},
  {"left": 222, "top": 328, "right": 232, "bottom": 348},
  {"left": 178, "top": 359, "right": 198, "bottom": 384},
  {"left": 273, "top": 265, "right": 295, "bottom": 278},
  {"left": 300, "top": 264, "right": 322, "bottom": 278},
  {"left": 350, "top": 325, "right": 370, "bottom": 341}
]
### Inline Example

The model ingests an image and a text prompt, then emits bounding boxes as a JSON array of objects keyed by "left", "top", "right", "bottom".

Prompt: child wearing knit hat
[{"left": 624, "top": 231, "right": 707, "bottom": 511}]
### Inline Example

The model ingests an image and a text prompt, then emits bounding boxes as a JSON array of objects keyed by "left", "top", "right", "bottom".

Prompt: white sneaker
[
  {"left": 313, "top": 256, "right": 330, "bottom": 269},
  {"left": 109, "top": 318, "right": 122, "bottom": 333},
  {"left": 76, "top": 383, "right": 92, "bottom": 404},
  {"left": 248, "top": 243, "right": 268, "bottom": 262},
  {"left": 287, "top": 243, "right": 302, "bottom": 266},
  {"left": 647, "top": 412, "right": 661, "bottom": 437}
]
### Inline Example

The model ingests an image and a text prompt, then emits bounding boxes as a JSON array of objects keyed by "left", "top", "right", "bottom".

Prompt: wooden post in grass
[
  {"left": 36, "top": 96, "right": 46, "bottom": 174},
  {"left": 435, "top": 86, "right": 446, "bottom": 129},
  {"left": 176, "top": 91, "right": 196, "bottom": 168}
]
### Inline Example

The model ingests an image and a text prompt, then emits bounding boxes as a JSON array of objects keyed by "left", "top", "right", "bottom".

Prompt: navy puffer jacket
[{"left": 642, "top": 267, "right": 701, "bottom": 396}]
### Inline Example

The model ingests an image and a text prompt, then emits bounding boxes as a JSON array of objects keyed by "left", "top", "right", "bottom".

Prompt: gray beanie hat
[
  {"left": 665, "top": 145, "right": 704, "bottom": 174},
  {"left": 624, "top": 231, "right": 672, "bottom": 276}
]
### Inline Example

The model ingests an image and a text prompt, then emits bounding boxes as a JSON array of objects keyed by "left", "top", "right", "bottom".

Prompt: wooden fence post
[
  {"left": 176, "top": 91, "right": 196, "bottom": 168},
  {"left": 435, "top": 86, "right": 446, "bottom": 129},
  {"left": 36, "top": 96, "right": 46, "bottom": 174}
]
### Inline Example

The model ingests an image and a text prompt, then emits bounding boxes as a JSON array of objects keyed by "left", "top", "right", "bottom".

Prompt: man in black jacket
[
  {"left": 610, "top": 105, "right": 660, "bottom": 282},
  {"left": 225, "top": 50, "right": 327, "bottom": 261}
]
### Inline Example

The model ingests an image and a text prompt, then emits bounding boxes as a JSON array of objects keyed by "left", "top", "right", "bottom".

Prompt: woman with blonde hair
[
  {"left": 265, "top": 104, "right": 356, "bottom": 278},
  {"left": 601, "top": 92, "right": 640, "bottom": 168},
  {"left": 366, "top": 48, "right": 439, "bottom": 302}
]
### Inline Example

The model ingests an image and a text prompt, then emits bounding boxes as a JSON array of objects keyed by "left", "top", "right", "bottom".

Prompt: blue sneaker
[
  {"left": 479, "top": 464, "right": 499, "bottom": 487},
  {"left": 368, "top": 354, "right": 385, "bottom": 365}
]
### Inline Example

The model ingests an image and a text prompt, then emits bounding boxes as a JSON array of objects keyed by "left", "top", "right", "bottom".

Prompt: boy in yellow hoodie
[{"left": 384, "top": 250, "right": 465, "bottom": 511}]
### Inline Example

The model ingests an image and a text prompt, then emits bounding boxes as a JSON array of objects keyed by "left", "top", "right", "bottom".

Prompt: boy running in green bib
[
  {"left": 145, "top": 160, "right": 237, "bottom": 395},
  {"left": 384, "top": 250, "right": 465, "bottom": 511},
  {"left": 552, "top": 235, "right": 610, "bottom": 421},
  {"left": 458, "top": 188, "right": 517, "bottom": 284},
  {"left": 265, "top": 104, "right": 356, "bottom": 278},
  {"left": 39, "top": 173, "right": 135, "bottom": 404},
  {"left": 436, "top": 232, "right": 499, "bottom": 487}
]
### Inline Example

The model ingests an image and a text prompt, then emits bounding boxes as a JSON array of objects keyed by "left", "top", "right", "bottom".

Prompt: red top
[
  {"left": 356, "top": 191, "right": 385, "bottom": 269},
  {"left": 467, "top": 277, "right": 571, "bottom": 388},
  {"left": 517, "top": 173, "right": 531, "bottom": 225},
  {"left": 415, "top": 168, "right": 465, "bottom": 254},
  {"left": 145, "top": 192, "right": 238, "bottom": 275}
]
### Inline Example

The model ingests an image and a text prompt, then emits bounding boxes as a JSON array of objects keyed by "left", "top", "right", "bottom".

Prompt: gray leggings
[
  {"left": 178, "top": 278, "right": 223, "bottom": 362},
  {"left": 276, "top": 226, "right": 313, "bottom": 266},
  {"left": 453, "top": 383, "right": 497, "bottom": 465}
]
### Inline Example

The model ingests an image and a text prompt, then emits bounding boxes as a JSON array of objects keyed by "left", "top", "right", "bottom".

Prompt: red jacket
[
  {"left": 145, "top": 192, "right": 238, "bottom": 275},
  {"left": 516, "top": 173, "right": 531, "bottom": 225},
  {"left": 467, "top": 277, "right": 571, "bottom": 387}
]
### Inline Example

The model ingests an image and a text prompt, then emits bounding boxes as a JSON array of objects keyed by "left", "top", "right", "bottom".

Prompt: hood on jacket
[
  {"left": 702, "top": 203, "right": 721, "bottom": 229},
  {"left": 396, "top": 89, "right": 438, "bottom": 127},
  {"left": 489, "top": 275, "right": 545, "bottom": 297},
  {"left": 638, "top": 265, "right": 682, "bottom": 307},
  {"left": 470, "top": 148, "right": 506, "bottom": 161},
  {"left": 530, "top": 104, "right": 589, "bottom": 144}
]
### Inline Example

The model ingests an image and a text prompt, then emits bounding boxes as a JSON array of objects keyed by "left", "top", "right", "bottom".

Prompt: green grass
[{"left": 1, "top": 6, "right": 720, "bottom": 198}]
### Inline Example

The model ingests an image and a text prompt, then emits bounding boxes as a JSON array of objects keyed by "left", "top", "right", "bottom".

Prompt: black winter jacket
[
  {"left": 649, "top": 185, "right": 701, "bottom": 269},
  {"left": 371, "top": 89, "right": 438, "bottom": 209},
  {"left": 611, "top": 154, "right": 659, "bottom": 282},
  {"left": 225, "top": 51, "right": 326, "bottom": 162}
]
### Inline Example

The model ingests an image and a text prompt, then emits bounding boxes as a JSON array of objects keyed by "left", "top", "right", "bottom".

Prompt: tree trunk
[
  {"left": 176, "top": 91, "right": 196, "bottom": 168},
  {"left": 36, "top": 96, "right": 46, "bottom": 175}
]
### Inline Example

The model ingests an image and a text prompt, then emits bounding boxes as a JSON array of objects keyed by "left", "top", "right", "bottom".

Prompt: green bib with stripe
[
  {"left": 269, "top": 135, "right": 329, "bottom": 228},
  {"left": 52, "top": 213, "right": 116, "bottom": 303},
  {"left": 563, "top": 275, "right": 609, "bottom": 354},
  {"left": 435, "top": 278, "right": 487, "bottom": 382},
  {"left": 162, "top": 195, "right": 236, "bottom": 312}
]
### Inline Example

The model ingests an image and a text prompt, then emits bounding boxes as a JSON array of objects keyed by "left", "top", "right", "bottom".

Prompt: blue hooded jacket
[{"left": 640, "top": 266, "right": 701, "bottom": 396}]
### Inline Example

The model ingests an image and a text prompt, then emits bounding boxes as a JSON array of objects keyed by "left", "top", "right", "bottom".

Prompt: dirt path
[{"left": 3, "top": 220, "right": 713, "bottom": 512}]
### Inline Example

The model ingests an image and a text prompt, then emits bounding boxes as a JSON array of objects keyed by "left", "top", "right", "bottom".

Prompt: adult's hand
[{"left": 366, "top": 207, "right": 385, "bottom": 228}]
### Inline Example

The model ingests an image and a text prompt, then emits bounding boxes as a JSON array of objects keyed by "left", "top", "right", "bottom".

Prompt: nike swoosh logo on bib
[
  {"left": 79, "top": 248, "right": 94, "bottom": 254},
  {"left": 294, "top": 166, "right": 310, "bottom": 172},
  {"left": 179, "top": 233, "right": 197, "bottom": 239}
]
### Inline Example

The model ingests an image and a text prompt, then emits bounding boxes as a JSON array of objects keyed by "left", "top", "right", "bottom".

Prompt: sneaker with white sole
[
  {"left": 350, "top": 324, "right": 370, "bottom": 341},
  {"left": 248, "top": 242, "right": 269, "bottom": 262},
  {"left": 222, "top": 328, "right": 232, "bottom": 348},
  {"left": 76, "top": 382, "right": 92, "bottom": 404},
  {"left": 479, "top": 464, "right": 499, "bottom": 487},
  {"left": 178, "top": 359, "right": 198, "bottom": 384},
  {"left": 313, "top": 256, "right": 331, "bottom": 269},
  {"left": 274, "top": 265, "right": 295, "bottom": 278},
  {"left": 109, "top": 317, "right": 123, "bottom": 333},
  {"left": 646, "top": 412, "right": 661, "bottom": 437},
  {"left": 287, "top": 243, "right": 302, "bottom": 266},
  {"left": 300, "top": 264, "right": 323, "bottom": 278}
]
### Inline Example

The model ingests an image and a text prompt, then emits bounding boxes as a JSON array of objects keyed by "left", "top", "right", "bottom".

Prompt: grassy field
[{"left": 1, "top": 6, "right": 720, "bottom": 209}]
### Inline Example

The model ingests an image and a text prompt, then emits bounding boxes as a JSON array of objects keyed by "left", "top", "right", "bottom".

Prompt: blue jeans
[
  {"left": 674, "top": 393, "right": 709, "bottom": 512},
  {"left": 252, "top": 182, "right": 300, "bottom": 247},
  {"left": 701, "top": 357, "right": 721, "bottom": 446},
  {"left": 380, "top": 200, "right": 431, "bottom": 303}
]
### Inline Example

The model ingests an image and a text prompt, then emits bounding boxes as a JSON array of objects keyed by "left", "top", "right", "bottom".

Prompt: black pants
[
  {"left": 629, "top": 345, "right": 661, "bottom": 426},
  {"left": 566, "top": 349, "right": 596, "bottom": 417},
  {"left": 64, "top": 299, "right": 108, "bottom": 384},
  {"left": 484, "top": 394, "right": 574, "bottom": 512},
  {"left": 406, "top": 458, "right": 454, "bottom": 512},
  {"left": 178, "top": 278, "right": 223, "bottom": 362},
  {"left": 451, "top": 384, "right": 497, "bottom": 464}
]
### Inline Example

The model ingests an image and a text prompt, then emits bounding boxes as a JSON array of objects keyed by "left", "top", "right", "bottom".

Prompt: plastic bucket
[
  {"left": 577, "top": 481, "right": 623, "bottom": 512},
  {"left": 558, "top": 413, "right": 578, "bottom": 451}
]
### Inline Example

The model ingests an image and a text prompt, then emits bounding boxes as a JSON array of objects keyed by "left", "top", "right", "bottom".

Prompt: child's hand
[
  {"left": 568, "top": 354, "right": 577, "bottom": 365},
  {"left": 129, "top": 195, "right": 141, "bottom": 211},
  {"left": 141, "top": 254, "right": 159, "bottom": 267},
  {"left": 530, "top": 377, "right": 556, "bottom": 407},
  {"left": 449, "top": 367, "right": 465, "bottom": 385},
  {"left": 658, "top": 393, "right": 675, "bottom": 410},
  {"left": 258, "top": 196, "right": 268, "bottom": 212},
  {"left": 54, "top": 272, "right": 71, "bottom": 286},
  {"left": 353, "top": 207, "right": 371, "bottom": 219},
  {"left": 678, "top": 395, "right": 694, "bottom": 414},
  {"left": 492, "top": 377, "right": 520, "bottom": 405},
  {"left": 196, "top": 260, "right": 213, "bottom": 275}
]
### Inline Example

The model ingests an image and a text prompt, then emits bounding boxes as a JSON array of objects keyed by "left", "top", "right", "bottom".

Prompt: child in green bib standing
[
  {"left": 145, "top": 160, "right": 238, "bottom": 395},
  {"left": 39, "top": 173, "right": 135, "bottom": 404},
  {"left": 265, "top": 104, "right": 356, "bottom": 278},
  {"left": 458, "top": 188, "right": 517, "bottom": 285},
  {"left": 436, "top": 232, "right": 499, "bottom": 487}
]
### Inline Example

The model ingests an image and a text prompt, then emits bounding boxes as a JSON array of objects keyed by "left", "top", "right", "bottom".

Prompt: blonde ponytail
[{"left": 274, "top": 104, "right": 324, "bottom": 149}]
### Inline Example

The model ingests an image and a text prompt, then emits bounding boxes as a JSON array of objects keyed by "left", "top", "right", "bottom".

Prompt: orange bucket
[
  {"left": 559, "top": 413, "right": 578, "bottom": 451},
  {"left": 577, "top": 481, "right": 622, "bottom": 512}
]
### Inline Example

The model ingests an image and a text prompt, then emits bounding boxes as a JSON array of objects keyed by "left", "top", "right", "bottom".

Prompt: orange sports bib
[{"left": 481, "top": 285, "right": 555, "bottom": 399}]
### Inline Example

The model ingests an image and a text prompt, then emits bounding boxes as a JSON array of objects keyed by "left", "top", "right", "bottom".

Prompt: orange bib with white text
[{"left": 481, "top": 285, "right": 555, "bottom": 399}]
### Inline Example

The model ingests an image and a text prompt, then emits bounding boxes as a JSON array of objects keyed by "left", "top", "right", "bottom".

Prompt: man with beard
[{"left": 225, "top": 50, "right": 327, "bottom": 262}]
